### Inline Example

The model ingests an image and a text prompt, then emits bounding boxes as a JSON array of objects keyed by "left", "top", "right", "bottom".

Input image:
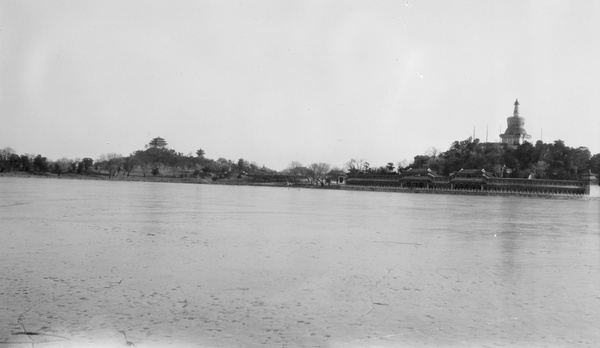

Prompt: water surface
[{"left": 1, "top": 177, "right": 599, "bottom": 347}]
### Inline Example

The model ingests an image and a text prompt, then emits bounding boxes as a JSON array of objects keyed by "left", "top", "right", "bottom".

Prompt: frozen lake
[{"left": 1, "top": 176, "right": 599, "bottom": 347}]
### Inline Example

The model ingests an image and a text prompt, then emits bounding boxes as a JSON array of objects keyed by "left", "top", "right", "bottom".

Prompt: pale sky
[{"left": 1, "top": 0, "right": 599, "bottom": 170}]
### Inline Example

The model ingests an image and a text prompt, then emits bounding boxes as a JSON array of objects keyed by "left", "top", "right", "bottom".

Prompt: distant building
[
  {"left": 499, "top": 99, "right": 531, "bottom": 146},
  {"left": 342, "top": 169, "right": 596, "bottom": 197}
]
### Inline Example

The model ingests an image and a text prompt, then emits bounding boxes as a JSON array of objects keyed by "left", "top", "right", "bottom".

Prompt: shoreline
[
  {"left": 2, "top": 172, "right": 597, "bottom": 200},
  {"left": 0, "top": 171, "right": 338, "bottom": 189},
  {"left": 340, "top": 184, "right": 600, "bottom": 200}
]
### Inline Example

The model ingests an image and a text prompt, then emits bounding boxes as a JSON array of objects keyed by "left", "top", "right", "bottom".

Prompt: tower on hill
[{"left": 500, "top": 99, "right": 531, "bottom": 146}]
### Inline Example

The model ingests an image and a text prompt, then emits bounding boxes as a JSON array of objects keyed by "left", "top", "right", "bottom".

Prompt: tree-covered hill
[
  {"left": 408, "top": 138, "right": 598, "bottom": 180},
  {"left": 0, "top": 137, "right": 275, "bottom": 180}
]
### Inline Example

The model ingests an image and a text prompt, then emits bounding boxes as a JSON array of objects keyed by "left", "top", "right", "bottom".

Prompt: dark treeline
[
  {"left": 1, "top": 136, "right": 599, "bottom": 181},
  {"left": 348, "top": 137, "right": 599, "bottom": 180},
  {"left": 0, "top": 137, "right": 276, "bottom": 179}
]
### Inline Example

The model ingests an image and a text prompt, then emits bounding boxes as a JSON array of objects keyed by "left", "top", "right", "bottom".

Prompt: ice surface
[{"left": 1, "top": 177, "right": 599, "bottom": 347}]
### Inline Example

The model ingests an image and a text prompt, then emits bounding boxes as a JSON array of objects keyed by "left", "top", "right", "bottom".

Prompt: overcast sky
[{"left": 2, "top": 0, "right": 599, "bottom": 170}]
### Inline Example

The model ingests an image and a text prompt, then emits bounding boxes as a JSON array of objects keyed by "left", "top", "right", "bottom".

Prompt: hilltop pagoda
[{"left": 500, "top": 99, "right": 531, "bottom": 146}]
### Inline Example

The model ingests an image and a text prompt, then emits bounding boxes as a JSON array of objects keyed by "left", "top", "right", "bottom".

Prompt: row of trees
[
  {"left": 343, "top": 138, "right": 599, "bottom": 180},
  {"left": 0, "top": 138, "right": 277, "bottom": 179},
  {"left": 0, "top": 147, "right": 78, "bottom": 175},
  {"left": 2, "top": 137, "right": 598, "bottom": 182},
  {"left": 2, "top": 137, "right": 350, "bottom": 186},
  {"left": 279, "top": 161, "right": 345, "bottom": 185},
  {"left": 344, "top": 158, "right": 398, "bottom": 175},
  {"left": 1, "top": 141, "right": 342, "bottom": 185}
]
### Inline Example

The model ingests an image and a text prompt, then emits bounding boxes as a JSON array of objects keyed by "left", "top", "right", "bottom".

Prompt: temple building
[{"left": 500, "top": 99, "right": 531, "bottom": 146}]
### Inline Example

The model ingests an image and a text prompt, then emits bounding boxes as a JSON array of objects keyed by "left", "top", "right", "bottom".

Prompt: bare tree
[
  {"left": 288, "top": 161, "right": 302, "bottom": 169},
  {"left": 53, "top": 157, "right": 73, "bottom": 177},
  {"left": 98, "top": 153, "right": 124, "bottom": 179},
  {"left": 285, "top": 161, "right": 305, "bottom": 175},
  {"left": 309, "top": 162, "right": 331, "bottom": 186},
  {"left": 425, "top": 146, "right": 440, "bottom": 158},
  {"left": 345, "top": 158, "right": 366, "bottom": 173},
  {"left": 0, "top": 147, "right": 16, "bottom": 172},
  {"left": 122, "top": 155, "right": 139, "bottom": 177},
  {"left": 386, "top": 162, "right": 395, "bottom": 173},
  {"left": 396, "top": 159, "right": 409, "bottom": 171}
]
